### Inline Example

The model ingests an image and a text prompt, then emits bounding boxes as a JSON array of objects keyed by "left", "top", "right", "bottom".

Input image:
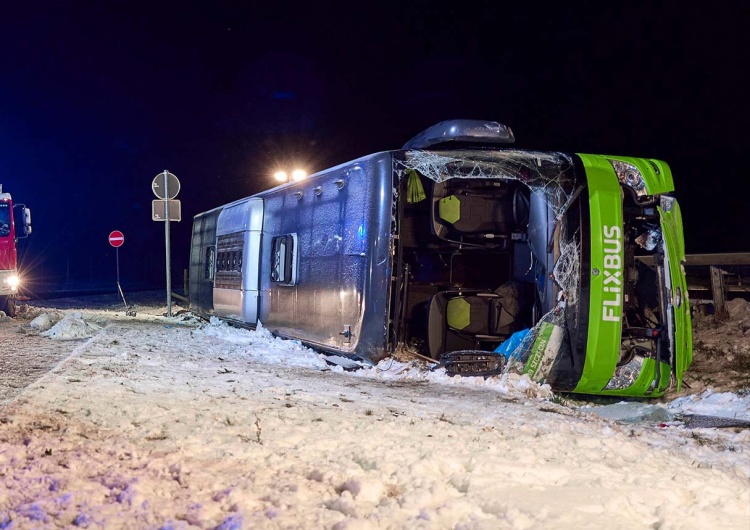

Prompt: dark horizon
[{"left": 2, "top": 3, "right": 748, "bottom": 292}]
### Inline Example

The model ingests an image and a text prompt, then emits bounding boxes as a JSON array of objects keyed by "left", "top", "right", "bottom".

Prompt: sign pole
[
  {"left": 163, "top": 170, "right": 172, "bottom": 317},
  {"left": 115, "top": 247, "right": 129, "bottom": 311},
  {"left": 151, "top": 170, "right": 180, "bottom": 318},
  {"left": 108, "top": 230, "right": 131, "bottom": 315}
]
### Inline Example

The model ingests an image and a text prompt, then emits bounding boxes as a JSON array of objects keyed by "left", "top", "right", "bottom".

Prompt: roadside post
[
  {"left": 108, "top": 230, "right": 134, "bottom": 316},
  {"left": 151, "top": 170, "right": 181, "bottom": 317}
]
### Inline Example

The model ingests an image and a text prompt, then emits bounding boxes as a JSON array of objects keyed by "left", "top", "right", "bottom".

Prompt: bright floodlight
[
  {"left": 5, "top": 275, "right": 20, "bottom": 289},
  {"left": 274, "top": 171, "right": 288, "bottom": 182},
  {"left": 292, "top": 169, "right": 307, "bottom": 181}
]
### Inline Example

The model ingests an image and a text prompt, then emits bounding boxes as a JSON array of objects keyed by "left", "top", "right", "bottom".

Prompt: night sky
[{"left": 1, "top": 2, "right": 748, "bottom": 293}]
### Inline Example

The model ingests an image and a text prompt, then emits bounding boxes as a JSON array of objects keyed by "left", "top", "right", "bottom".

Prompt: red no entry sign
[{"left": 108, "top": 230, "right": 125, "bottom": 248}]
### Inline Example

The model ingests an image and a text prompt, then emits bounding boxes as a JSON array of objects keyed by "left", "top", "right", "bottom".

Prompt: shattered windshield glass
[{"left": 398, "top": 149, "right": 578, "bottom": 217}]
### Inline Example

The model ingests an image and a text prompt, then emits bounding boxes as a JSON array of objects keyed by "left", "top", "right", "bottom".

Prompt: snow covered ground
[{"left": 0, "top": 293, "right": 749, "bottom": 529}]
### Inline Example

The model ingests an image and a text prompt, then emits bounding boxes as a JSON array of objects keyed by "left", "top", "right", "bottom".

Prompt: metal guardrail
[
  {"left": 632, "top": 253, "right": 748, "bottom": 313},
  {"left": 170, "top": 291, "right": 189, "bottom": 305},
  {"left": 670, "top": 252, "right": 750, "bottom": 312},
  {"left": 170, "top": 270, "right": 191, "bottom": 307},
  {"left": 637, "top": 252, "right": 750, "bottom": 267},
  {"left": 682, "top": 254, "right": 749, "bottom": 295},
  {"left": 684, "top": 253, "right": 750, "bottom": 267}
]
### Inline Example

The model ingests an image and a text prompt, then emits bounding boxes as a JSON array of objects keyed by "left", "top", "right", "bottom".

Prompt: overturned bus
[{"left": 189, "top": 120, "right": 691, "bottom": 398}]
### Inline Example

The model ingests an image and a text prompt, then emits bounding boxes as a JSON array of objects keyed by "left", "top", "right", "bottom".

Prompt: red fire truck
[{"left": 0, "top": 184, "right": 31, "bottom": 317}]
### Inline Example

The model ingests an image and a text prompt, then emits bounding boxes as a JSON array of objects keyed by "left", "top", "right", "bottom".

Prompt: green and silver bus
[{"left": 189, "top": 120, "right": 691, "bottom": 397}]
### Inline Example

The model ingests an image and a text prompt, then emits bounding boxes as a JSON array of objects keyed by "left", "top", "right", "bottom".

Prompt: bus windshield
[{"left": 0, "top": 204, "right": 11, "bottom": 237}]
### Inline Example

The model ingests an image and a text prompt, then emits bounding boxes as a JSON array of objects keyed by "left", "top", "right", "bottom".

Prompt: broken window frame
[{"left": 271, "top": 233, "right": 298, "bottom": 286}]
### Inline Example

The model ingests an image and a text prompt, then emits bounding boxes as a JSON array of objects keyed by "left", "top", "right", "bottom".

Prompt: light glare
[
  {"left": 274, "top": 171, "right": 288, "bottom": 182},
  {"left": 292, "top": 169, "right": 307, "bottom": 181}
]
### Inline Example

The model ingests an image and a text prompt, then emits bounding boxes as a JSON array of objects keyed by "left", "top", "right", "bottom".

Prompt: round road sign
[
  {"left": 109, "top": 230, "right": 125, "bottom": 248},
  {"left": 152, "top": 170, "right": 180, "bottom": 200}
]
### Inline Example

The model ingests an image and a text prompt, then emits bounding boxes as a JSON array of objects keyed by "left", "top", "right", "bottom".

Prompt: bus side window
[{"left": 205, "top": 246, "right": 216, "bottom": 280}]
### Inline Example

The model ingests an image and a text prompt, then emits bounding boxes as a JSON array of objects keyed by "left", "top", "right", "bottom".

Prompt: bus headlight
[
  {"left": 604, "top": 353, "right": 646, "bottom": 390},
  {"left": 609, "top": 160, "right": 647, "bottom": 197}
]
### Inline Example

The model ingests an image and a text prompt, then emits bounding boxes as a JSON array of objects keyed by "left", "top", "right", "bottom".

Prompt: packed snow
[{"left": 0, "top": 293, "right": 748, "bottom": 529}]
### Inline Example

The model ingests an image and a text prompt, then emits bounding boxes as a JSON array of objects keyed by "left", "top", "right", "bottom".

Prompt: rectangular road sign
[{"left": 152, "top": 200, "right": 181, "bottom": 221}]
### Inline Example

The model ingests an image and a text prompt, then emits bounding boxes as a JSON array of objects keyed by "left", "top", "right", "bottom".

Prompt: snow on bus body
[
  {"left": 0, "top": 185, "right": 31, "bottom": 317},
  {"left": 189, "top": 120, "right": 691, "bottom": 398},
  {"left": 190, "top": 154, "right": 392, "bottom": 358}
]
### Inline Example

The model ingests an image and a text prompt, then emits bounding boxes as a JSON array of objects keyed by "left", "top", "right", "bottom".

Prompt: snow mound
[
  {"left": 29, "top": 313, "right": 57, "bottom": 331},
  {"left": 193, "top": 317, "right": 328, "bottom": 369},
  {"left": 727, "top": 298, "right": 750, "bottom": 320},
  {"left": 40, "top": 312, "right": 104, "bottom": 340},
  {"left": 354, "top": 358, "right": 554, "bottom": 399},
  {"left": 668, "top": 389, "right": 750, "bottom": 421},
  {"left": 195, "top": 319, "right": 555, "bottom": 399}
]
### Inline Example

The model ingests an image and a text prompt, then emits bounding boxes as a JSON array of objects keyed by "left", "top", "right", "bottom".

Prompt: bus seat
[
  {"left": 427, "top": 289, "right": 518, "bottom": 359},
  {"left": 437, "top": 193, "right": 514, "bottom": 235},
  {"left": 432, "top": 181, "right": 522, "bottom": 244}
]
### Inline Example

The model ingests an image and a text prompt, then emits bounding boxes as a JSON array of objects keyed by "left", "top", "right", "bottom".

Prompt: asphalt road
[{"left": 0, "top": 314, "right": 79, "bottom": 405}]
